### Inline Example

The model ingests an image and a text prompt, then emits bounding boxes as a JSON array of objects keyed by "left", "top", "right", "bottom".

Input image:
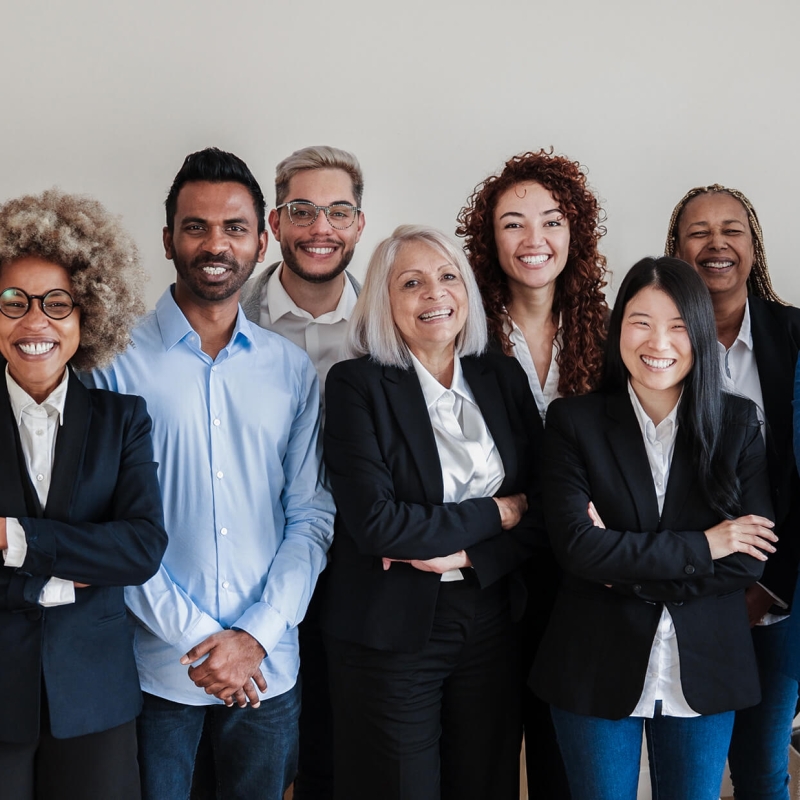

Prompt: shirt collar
[
  {"left": 155, "top": 285, "right": 256, "bottom": 353},
  {"left": 411, "top": 353, "right": 471, "bottom": 409},
  {"left": 735, "top": 299, "right": 754, "bottom": 351},
  {"left": 266, "top": 264, "right": 356, "bottom": 324},
  {"left": 6, "top": 365, "right": 69, "bottom": 426},
  {"left": 627, "top": 380, "right": 680, "bottom": 443}
]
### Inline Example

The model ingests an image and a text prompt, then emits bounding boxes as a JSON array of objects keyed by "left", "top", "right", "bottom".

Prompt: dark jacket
[{"left": 0, "top": 368, "right": 167, "bottom": 742}]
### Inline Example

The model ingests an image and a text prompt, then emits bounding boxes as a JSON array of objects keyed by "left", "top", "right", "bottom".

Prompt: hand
[
  {"left": 181, "top": 630, "right": 267, "bottom": 708},
  {"left": 382, "top": 550, "right": 472, "bottom": 574},
  {"left": 0, "top": 517, "right": 7, "bottom": 551},
  {"left": 493, "top": 493, "right": 528, "bottom": 530},
  {"left": 587, "top": 502, "right": 605, "bottom": 529},
  {"left": 745, "top": 583, "right": 778, "bottom": 628},
  {"left": 704, "top": 515, "right": 777, "bottom": 561},
  {"left": 73, "top": 582, "right": 90, "bottom": 589}
]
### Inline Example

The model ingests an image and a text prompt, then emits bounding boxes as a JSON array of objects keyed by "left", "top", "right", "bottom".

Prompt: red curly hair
[{"left": 456, "top": 149, "right": 609, "bottom": 397}]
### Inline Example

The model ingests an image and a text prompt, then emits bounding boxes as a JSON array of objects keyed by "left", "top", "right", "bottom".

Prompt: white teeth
[
  {"left": 304, "top": 247, "right": 335, "bottom": 255},
  {"left": 19, "top": 342, "right": 55, "bottom": 355},
  {"left": 202, "top": 266, "right": 226, "bottom": 275},
  {"left": 641, "top": 356, "right": 675, "bottom": 369},
  {"left": 701, "top": 260, "right": 733, "bottom": 268},
  {"left": 419, "top": 309, "right": 452, "bottom": 321},
  {"left": 520, "top": 254, "right": 549, "bottom": 265}
]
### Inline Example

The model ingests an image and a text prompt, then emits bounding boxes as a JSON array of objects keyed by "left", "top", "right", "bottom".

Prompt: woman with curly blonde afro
[
  {"left": 0, "top": 189, "right": 166, "bottom": 798},
  {"left": 457, "top": 149, "right": 609, "bottom": 798}
]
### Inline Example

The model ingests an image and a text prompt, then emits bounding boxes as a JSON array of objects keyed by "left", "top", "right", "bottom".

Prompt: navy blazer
[
  {"left": 321, "top": 351, "right": 546, "bottom": 653},
  {"left": 531, "top": 391, "right": 773, "bottom": 719},
  {"left": 0, "top": 368, "right": 167, "bottom": 743},
  {"left": 748, "top": 296, "right": 800, "bottom": 606}
]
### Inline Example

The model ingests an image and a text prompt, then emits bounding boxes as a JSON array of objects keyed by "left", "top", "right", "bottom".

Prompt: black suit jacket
[
  {"left": 321, "top": 352, "right": 546, "bottom": 653},
  {"left": 748, "top": 296, "right": 800, "bottom": 606},
  {"left": 531, "top": 391, "right": 773, "bottom": 719},
  {"left": 0, "top": 369, "right": 167, "bottom": 743}
]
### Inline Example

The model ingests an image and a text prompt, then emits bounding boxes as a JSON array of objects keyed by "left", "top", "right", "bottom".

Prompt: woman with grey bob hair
[{"left": 322, "top": 224, "right": 545, "bottom": 799}]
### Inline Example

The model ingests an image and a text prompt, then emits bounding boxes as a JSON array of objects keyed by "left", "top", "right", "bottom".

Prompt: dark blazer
[
  {"left": 531, "top": 391, "right": 773, "bottom": 719},
  {"left": 321, "top": 351, "right": 546, "bottom": 653},
  {"left": 0, "top": 368, "right": 167, "bottom": 743},
  {"left": 748, "top": 296, "right": 800, "bottom": 606}
]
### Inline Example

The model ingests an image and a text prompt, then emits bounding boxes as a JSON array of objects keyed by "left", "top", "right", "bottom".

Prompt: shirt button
[
  {"left": 220, "top": 528, "right": 228, "bottom": 536},
  {"left": 684, "top": 565, "right": 696, "bottom": 575},
  {"left": 211, "top": 366, "right": 217, "bottom": 372},
  {"left": 213, "top": 419, "right": 221, "bottom": 427},
  {"left": 216, "top": 471, "right": 224, "bottom": 479},
  {"left": 35, "top": 429, "right": 44, "bottom": 436},
  {"left": 222, "top": 581, "right": 230, "bottom": 589},
  {"left": 36, "top": 474, "right": 44, "bottom": 482}
]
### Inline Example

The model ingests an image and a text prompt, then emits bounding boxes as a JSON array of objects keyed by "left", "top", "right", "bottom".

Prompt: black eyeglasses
[
  {"left": 0, "top": 287, "right": 78, "bottom": 320},
  {"left": 275, "top": 201, "right": 361, "bottom": 230}
]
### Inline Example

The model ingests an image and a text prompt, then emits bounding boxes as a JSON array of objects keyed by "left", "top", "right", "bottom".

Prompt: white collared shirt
[
  {"left": 4, "top": 367, "right": 75, "bottom": 606},
  {"left": 411, "top": 354, "right": 505, "bottom": 581},
  {"left": 258, "top": 264, "right": 357, "bottom": 399},
  {"left": 627, "top": 383, "right": 698, "bottom": 718},
  {"left": 505, "top": 315, "right": 560, "bottom": 422}
]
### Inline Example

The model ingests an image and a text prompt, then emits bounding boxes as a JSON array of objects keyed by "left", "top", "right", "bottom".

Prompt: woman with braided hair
[
  {"left": 666, "top": 183, "right": 800, "bottom": 800},
  {"left": 457, "top": 150, "right": 609, "bottom": 797}
]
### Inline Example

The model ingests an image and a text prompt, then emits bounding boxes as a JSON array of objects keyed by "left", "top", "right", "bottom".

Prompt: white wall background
[{"left": 2, "top": 0, "right": 798, "bottom": 310}]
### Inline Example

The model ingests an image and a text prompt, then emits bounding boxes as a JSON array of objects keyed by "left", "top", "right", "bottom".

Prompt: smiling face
[
  {"left": 674, "top": 192, "right": 754, "bottom": 306},
  {"left": 492, "top": 181, "right": 571, "bottom": 299},
  {"left": 0, "top": 257, "right": 81, "bottom": 403},
  {"left": 620, "top": 285, "right": 693, "bottom": 413},
  {"left": 388, "top": 241, "right": 468, "bottom": 362},
  {"left": 164, "top": 180, "right": 267, "bottom": 306},
  {"left": 269, "top": 168, "right": 365, "bottom": 284}
]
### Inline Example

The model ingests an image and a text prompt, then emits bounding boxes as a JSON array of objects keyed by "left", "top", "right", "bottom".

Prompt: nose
[
  {"left": 708, "top": 229, "right": 728, "bottom": 250},
  {"left": 648, "top": 326, "right": 670, "bottom": 351},
  {"left": 422, "top": 280, "right": 446, "bottom": 299},
  {"left": 21, "top": 300, "right": 50, "bottom": 329},
  {"left": 202, "top": 226, "right": 230, "bottom": 254},
  {"left": 523, "top": 225, "right": 546, "bottom": 247},
  {"left": 308, "top": 207, "right": 334, "bottom": 235}
]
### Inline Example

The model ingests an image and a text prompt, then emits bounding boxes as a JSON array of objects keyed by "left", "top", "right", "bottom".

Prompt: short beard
[
  {"left": 281, "top": 243, "right": 354, "bottom": 285},
  {"left": 174, "top": 251, "right": 258, "bottom": 302}
]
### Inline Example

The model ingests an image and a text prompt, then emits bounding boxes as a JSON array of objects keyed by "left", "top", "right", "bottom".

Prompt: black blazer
[
  {"left": 531, "top": 391, "right": 773, "bottom": 719},
  {"left": 748, "top": 296, "right": 800, "bottom": 606},
  {"left": 0, "top": 369, "right": 167, "bottom": 743},
  {"left": 321, "top": 352, "right": 546, "bottom": 653}
]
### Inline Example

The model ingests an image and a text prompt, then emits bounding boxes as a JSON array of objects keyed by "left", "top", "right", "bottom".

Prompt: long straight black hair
[{"left": 602, "top": 256, "right": 740, "bottom": 518}]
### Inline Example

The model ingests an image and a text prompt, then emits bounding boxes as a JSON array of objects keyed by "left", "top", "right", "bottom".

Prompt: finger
[
  {"left": 382, "top": 558, "right": 392, "bottom": 571},
  {"left": 181, "top": 637, "right": 216, "bottom": 666},
  {"left": 738, "top": 515, "right": 775, "bottom": 527},
  {"left": 227, "top": 688, "right": 248, "bottom": 708},
  {"left": 252, "top": 669, "right": 268, "bottom": 693},
  {"left": 243, "top": 679, "right": 262, "bottom": 709}
]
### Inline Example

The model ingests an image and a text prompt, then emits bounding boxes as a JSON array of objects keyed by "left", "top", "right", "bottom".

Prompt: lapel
[
  {"left": 44, "top": 369, "right": 91, "bottom": 521},
  {"left": 0, "top": 369, "right": 38, "bottom": 518},
  {"left": 604, "top": 392, "right": 661, "bottom": 532},
  {"left": 381, "top": 364, "right": 445, "bottom": 503},
  {"left": 461, "top": 356, "right": 518, "bottom": 491}
]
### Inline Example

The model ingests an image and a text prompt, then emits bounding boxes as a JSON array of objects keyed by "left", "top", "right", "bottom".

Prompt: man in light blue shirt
[{"left": 87, "top": 148, "right": 335, "bottom": 800}]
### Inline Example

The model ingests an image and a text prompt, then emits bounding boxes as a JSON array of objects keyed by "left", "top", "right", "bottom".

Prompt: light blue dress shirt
[{"left": 85, "top": 287, "right": 334, "bottom": 704}]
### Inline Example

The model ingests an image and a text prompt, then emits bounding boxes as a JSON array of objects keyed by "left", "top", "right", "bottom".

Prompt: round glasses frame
[
  {"left": 275, "top": 201, "right": 361, "bottom": 230},
  {"left": 0, "top": 287, "right": 78, "bottom": 320}
]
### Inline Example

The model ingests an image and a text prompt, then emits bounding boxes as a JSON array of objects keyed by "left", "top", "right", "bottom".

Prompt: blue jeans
[
  {"left": 551, "top": 706, "right": 735, "bottom": 800},
  {"left": 729, "top": 618, "right": 798, "bottom": 800},
  {"left": 137, "top": 683, "right": 300, "bottom": 800}
]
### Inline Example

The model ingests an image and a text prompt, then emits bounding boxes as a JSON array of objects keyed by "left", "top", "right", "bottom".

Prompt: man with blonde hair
[{"left": 241, "top": 145, "right": 365, "bottom": 800}]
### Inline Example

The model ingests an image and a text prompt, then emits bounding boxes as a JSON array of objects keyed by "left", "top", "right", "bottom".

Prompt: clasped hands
[
  {"left": 181, "top": 629, "right": 267, "bottom": 709},
  {"left": 381, "top": 492, "right": 527, "bottom": 573}
]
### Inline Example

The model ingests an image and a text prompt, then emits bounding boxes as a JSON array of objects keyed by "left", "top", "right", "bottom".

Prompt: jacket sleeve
[
  {"left": 17, "top": 395, "right": 168, "bottom": 588},
  {"left": 324, "top": 361, "right": 502, "bottom": 561}
]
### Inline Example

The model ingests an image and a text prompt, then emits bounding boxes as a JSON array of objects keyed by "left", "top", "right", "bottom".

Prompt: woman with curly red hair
[{"left": 457, "top": 149, "right": 609, "bottom": 797}]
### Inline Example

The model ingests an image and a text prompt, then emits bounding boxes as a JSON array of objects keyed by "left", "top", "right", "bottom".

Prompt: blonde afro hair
[{"left": 0, "top": 189, "right": 146, "bottom": 370}]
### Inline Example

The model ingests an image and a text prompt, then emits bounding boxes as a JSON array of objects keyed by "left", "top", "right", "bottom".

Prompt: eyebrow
[
  {"left": 497, "top": 208, "right": 562, "bottom": 220},
  {"left": 395, "top": 265, "right": 454, "bottom": 278},
  {"left": 287, "top": 198, "right": 355, "bottom": 206},
  {"left": 627, "top": 311, "right": 684, "bottom": 321},
  {"left": 686, "top": 219, "right": 746, "bottom": 229},
  {"left": 180, "top": 216, "right": 251, "bottom": 226}
]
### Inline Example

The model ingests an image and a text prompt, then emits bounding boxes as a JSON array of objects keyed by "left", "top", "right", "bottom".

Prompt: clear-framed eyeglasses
[
  {"left": 0, "top": 287, "right": 78, "bottom": 320},
  {"left": 275, "top": 201, "right": 361, "bottom": 230}
]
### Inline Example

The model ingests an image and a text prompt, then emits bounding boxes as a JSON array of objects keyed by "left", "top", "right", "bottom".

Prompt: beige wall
[{"left": 2, "top": 0, "right": 799, "bottom": 311}]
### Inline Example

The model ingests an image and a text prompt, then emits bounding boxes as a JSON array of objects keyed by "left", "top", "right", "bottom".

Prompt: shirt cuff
[
  {"left": 39, "top": 578, "right": 76, "bottom": 607},
  {"left": 757, "top": 581, "right": 788, "bottom": 610},
  {"left": 3, "top": 518, "right": 28, "bottom": 567}
]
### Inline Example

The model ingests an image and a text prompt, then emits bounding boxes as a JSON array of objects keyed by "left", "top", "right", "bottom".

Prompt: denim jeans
[
  {"left": 137, "top": 683, "right": 300, "bottom": 800},
  {"left": 729, "top": 618, "right": 798, "bottom": 800},
  {"left": 550, "top": 705, "right": 735, "bottom": 800}
]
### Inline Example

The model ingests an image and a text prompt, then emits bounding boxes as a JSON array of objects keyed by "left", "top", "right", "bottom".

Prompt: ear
[
  {"left": 355, "top": 210, "right": 366, "bottom": 243},
  {"left": 268, "top": 208, "right": 281, "bottom": 242},
  {"left": 257, "top": 230, "right": 269, "bottom": 263},
  {"left": 163, "top": 227, "right": 174, "bottom": 260}
]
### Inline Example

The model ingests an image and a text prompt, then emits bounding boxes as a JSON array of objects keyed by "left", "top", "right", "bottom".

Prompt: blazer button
[
  {"left": 684, "top": 565, "right": 696, "bottom": 575},
  {"left": 633, "top": 584, "right": 642, "bottom": 593},
  {"left": 671, "top": 601, "right": 684, "bottom": 607}
]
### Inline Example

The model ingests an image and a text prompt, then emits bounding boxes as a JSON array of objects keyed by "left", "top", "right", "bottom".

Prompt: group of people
[{"left": 0, "top": 143, "right": 798, "bottom": 800}]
